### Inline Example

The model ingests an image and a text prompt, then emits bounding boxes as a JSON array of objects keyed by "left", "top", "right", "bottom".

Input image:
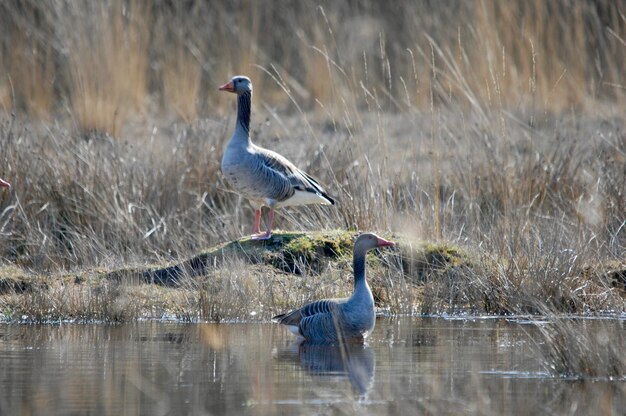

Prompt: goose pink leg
[
  {"left": 251, "top": 208, "right": 262, "bottom": 235},
  {"left": 251, "top": 207, "right": 274, "bottom": 240},
  {"left": 0, "top": 178, "right": 10, "bottom": 188}
]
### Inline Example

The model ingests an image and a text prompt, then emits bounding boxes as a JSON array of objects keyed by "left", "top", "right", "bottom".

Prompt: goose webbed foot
[{"left": 251, "top": 231, "right": 272, "bottom": 240}]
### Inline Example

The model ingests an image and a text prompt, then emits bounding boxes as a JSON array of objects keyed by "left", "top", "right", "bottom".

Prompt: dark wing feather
[
  {"left": 300, "top": 299, "right": 336, "bottom": 317},
  {"left": 299, "top": 311, "right": 337, "bottom": 341},
  {"left": 256, "top": 147, "right": 299, "bottom": 178},
  {"left": 298, "top": 170, "right": 335, "bottom": 205},
  {"left": 255, "top": 147, "right": 335, "bottom": 204},
  {"left": 272, "top": 299, "right": 337, "bottom": 327}
]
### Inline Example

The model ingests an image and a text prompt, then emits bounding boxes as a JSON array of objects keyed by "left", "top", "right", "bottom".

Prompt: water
[{"left": 0, "top": 318, "right": 623, "bottom": 415}]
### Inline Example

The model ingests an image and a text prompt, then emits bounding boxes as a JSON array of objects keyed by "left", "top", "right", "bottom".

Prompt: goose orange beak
[
  {"left": 376, "top": 237, "right": 395, "bottom": 247},
  {"left": 218, "top": 81, "right": 235, "bottom": 93},
  {"left": 0, "top": 178, "right": 10, "bottom": 188}
]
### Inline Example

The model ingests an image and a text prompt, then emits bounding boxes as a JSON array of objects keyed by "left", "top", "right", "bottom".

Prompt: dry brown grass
[
  {"left": 63, "top": 1, "right": 151, "bottom": 136},
  {"left": 0, "top": 109, "right": 624, "bottom": 320},
  {"left": 533, "top": 314, "right": 626, "bottom": 379},
  {"left": 0, "top": 1, "right": 625, "bottom": 127}
]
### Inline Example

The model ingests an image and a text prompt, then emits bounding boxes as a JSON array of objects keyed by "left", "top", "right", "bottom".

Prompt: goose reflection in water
[{"left": 275, "top": 341, "right": 376, "bottom": 398}]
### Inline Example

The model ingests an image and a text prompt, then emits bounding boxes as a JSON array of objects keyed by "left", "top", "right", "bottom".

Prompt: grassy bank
[{"left": 0, "top": 230, "right": 623, "bottom": 323}]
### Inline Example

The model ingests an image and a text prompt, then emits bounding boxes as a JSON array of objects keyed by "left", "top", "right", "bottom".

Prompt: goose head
[
  {"left": 219, "top": 75, "right": 252, "bottom": 95},
  {"left": 355, "top": 233, "right": 396, "bottom": 252}
]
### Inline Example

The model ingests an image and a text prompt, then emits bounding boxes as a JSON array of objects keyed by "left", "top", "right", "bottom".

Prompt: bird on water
[{"left": 273, "top": 233, "right": 396, "bottom": 344}]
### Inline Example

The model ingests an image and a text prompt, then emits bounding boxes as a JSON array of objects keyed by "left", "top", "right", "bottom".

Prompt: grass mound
[
  {"left": 1, "top": 229, "right": 623, "bottom": 323},
  {"left": 106, "top": 230, "right": 471, "bottom": 287},
  {"left": 106, "top": 230, "right": 357, "bottom": 286}
]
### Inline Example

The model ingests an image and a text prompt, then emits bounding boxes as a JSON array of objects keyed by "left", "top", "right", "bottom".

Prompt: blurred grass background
[{"left": 1, "top": 0, "right": 624, "bottom": 130}]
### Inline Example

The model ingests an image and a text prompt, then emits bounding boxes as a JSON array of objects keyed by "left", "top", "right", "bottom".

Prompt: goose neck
[
  {"left": 236, "top": 91, "right": 252, "bottom": 136},
  {"left": 353, "top": 247, "right": 367, "bottom": 290}
]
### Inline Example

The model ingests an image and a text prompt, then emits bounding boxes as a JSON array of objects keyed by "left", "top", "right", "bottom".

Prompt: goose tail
[
  {"left": 300, "top": 171, "right": 335, "bottom": 205},
  {"left": 319, "top": 191, "right": 335, "bottom": 206}
]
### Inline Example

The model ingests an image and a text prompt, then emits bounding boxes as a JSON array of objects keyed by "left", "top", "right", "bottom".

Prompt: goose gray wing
[
  {"left": 299, "top": 311, "right": 339, "bottom": 342},
  {"left": 254, "top": 146, "right": 335, "bottom": 204},
  {"left": 272, "top": 299, "right": 338, "bottom": 327},
  {"left": 274, "top": 299, "right": 345, "bottom": 342}
]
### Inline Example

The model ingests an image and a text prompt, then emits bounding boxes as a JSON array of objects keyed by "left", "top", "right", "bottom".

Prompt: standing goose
[
  {"left": 219, "top": 75, "right": 334, "bottom": 240},
  {"left": 273, "top": 233, "right": 396, "bottom": 344}
]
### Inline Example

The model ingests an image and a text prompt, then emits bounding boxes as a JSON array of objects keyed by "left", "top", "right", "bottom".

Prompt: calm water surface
[{"left": 0, "top": 318, "right": 624, "bottom": 415}]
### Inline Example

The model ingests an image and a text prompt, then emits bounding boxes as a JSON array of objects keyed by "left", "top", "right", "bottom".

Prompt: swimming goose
[
  {"left": 273, "top": 233, "right": 396, "bottom": 344},
  {"left": 0, "top": 178, "right": 10, "bottom": 188},
  {"left": 219, "top": 75, "right": 334, "bottom": 240}
]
